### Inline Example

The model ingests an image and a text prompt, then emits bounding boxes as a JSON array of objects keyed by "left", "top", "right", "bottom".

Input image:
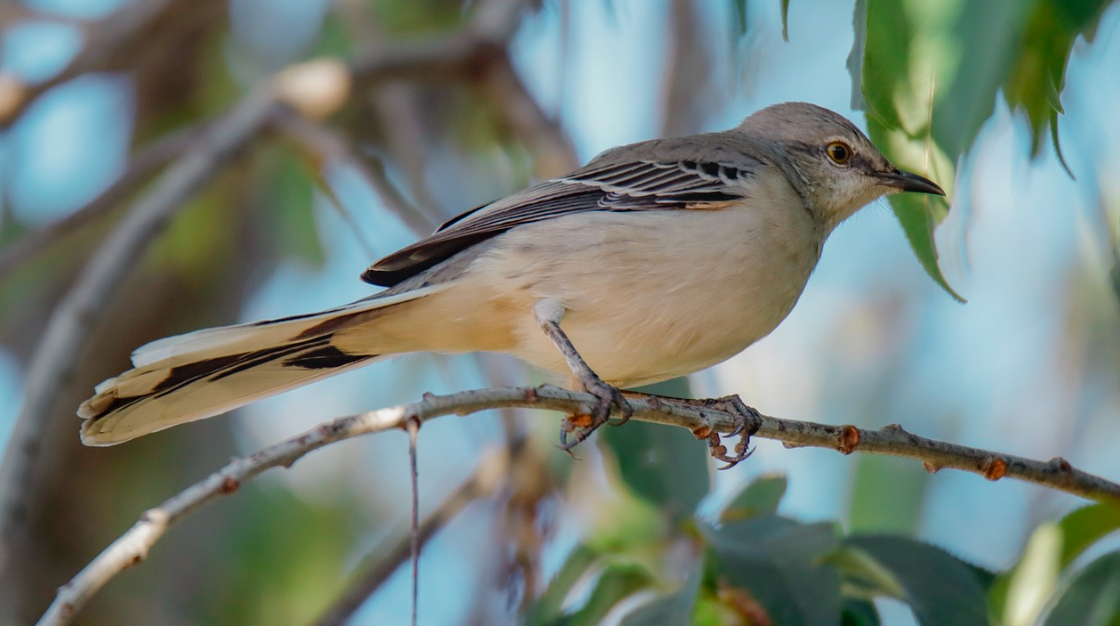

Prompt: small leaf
[
  {"left": 842, "top": 598, "right": 882, "bottom": 626},
  {"left": 525, "top": 546, "right": 602, "bottom": 626},
  {"left": 827, "top": 545, "right": 906, "bottom": 599},
  {"left": 846, "top": 0, "right": 868, "bottom": 112},
  {"left": 1049, "top": 110, "right": 1075, "bottom": 179},
  {"left": 998, "top": 523, "right": 1063, "bottom": 626},
  {"left": 620, "top": 568, "right": 701, "bottom": 626},
  {"left": 992, "top": 503, "right": 1120, "bottom": 624},
  {"left": 602, "top": 378, "right": 709, "bottom": 522},
  {"left": 844, "top": 535, "right": 990, "bottom": 626},
  {"left": 719, "top": 474, "right": 788, "bottom": 522},
  {"left": 1057, "top": 503, "right": 1120, "bottom": 570},
  {"left": 887, "top": 191, "right": 965, "bottom": 303},
  {"left": 780, "top": 0, "right": 791, "bottom": 41},
  {"left": 706, "top": 516, "right": 843, "bottom": 626},
  {"left": 562, "top": 561, "right": 655, "bottom": 626},
  {"left": 1043, "top": 552, "right": 1120, "bottom": 626},
  {"left": 730, "top": 0, "right": 749, "bottom": 36},
  {"left": 266, "top": 149, "right": 325, "bottom": 266}
]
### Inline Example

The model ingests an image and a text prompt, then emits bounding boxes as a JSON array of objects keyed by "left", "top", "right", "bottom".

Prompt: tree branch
[
  {"left": 0, "top": 87, "right": 281, "bottom": 573},
  {"left": 0, "top": 122, "right": 208, "bottom": 282},
  {"left": 272, "top": 109, "right": 434, "bottom": 239},
  {"left": 0, "top": 0, "right": 534, "bottom": 579},
  {"left": 0, "top": 0, "right": 222, "bottom": 127},
  {"left": 34, "top": 385, "right": 1120, "bottom": 626}
]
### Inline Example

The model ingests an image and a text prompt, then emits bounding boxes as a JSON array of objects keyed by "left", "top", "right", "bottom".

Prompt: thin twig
[
  {"left": 0, "top": 123, "right": 208, "bottom": 282},
  {"left": 312, "top": 445, "right": 514, "bottom": 626},
  {"left": 407, "top": 417, "right": 420, "bottom": 626},
  {"left": 35, "top": 385, "right": 1120, "bottom": 626},
  {"left": 0, "top": 87, "right": 281, "bottom": 573},
  {"left": 0, "top": 0, "right": 534, "bottom": 578},
  {"left": 0, "top": 0, "right": 210, "bottom": 126},
  {"left": 272, "top": 109, "right": 432, "bottom": 240}
]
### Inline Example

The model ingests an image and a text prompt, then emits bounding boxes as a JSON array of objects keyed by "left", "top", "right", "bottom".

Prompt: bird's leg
[
  {"left": 649, "top": 394, "right": 761, "bottom": 469},
  {"left": 533, "top": 300, "right": 632, "bottom": 451}
]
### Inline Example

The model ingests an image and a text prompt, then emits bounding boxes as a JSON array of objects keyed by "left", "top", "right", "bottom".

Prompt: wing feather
[{"left": 362, "top": 142, "right": 763, "bottom": 287}]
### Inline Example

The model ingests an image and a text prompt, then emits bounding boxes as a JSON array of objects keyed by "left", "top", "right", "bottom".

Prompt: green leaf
[
  {"left": 619, "top": 569, "right": 701, "bottom": 626},
  {"left": 730, "top": 0, "right": 749, "bottom": 36},
  {"left": 828, "top": 545, "right": 906, "bottom": 600},
  {"left": 935, "top": 0, "right": 1111, "bottom": 160},
  {"left": 853, "top": 0, "right": 910, "bottom": 128},
  {"left": 997, "top": 522, "right": 1064, "bottom": 626},
  {"left": 780, "top": 0, "right": 791, "bottom": 41},
  {"left": 846, "top": 0, "right": 868, "bottom": 112},
  {"left": 706, "top": 516, "right": 843, "bottom": 626},
  {"left": 847, "top": 455, "right": 928, "bottom": 533},
  {"left": 842, "top": 598, "right": 882, "bottom": 626},
  {"left": 885, "top": 164, "right": 964, "bottom": 303},
  {"left": 1057, "top": 503, "right": 1120, "bottom": 569},
  {"left": 1043, "top": 552, "right": 1120, "bottom": 626},
  {"left": 844, "top": 535, "right": 990, "bottom": 626},
  {"left": 202, "top": 485, "right": 357, "bottom": 626},
  {"left": 602, "top": 378, "right": 709, "bottom": 522},
  {"left": 720, "top": 474, "right": 788, "bottom": 523},
  {"left": 992, "top": 503, "right": 1120, "bottom": 625},
  {"left": 559, "top": 561, "right": 655, "bottom": 626},
  {"left": 852, "top": 0, "right": 964, "bottom": 301},
  {"left": 525, "top": 546, "right": 602, "bottom": 626}
]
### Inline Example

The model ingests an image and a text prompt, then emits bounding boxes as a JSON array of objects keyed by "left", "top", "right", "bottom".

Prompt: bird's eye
[{"left": 826, "top": 141, "right": 852, "bottom": 165}]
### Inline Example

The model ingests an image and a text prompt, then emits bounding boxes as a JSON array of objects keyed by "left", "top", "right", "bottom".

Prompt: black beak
[{"left": 877, "top": 168, "right": 945, "bottom": 196}]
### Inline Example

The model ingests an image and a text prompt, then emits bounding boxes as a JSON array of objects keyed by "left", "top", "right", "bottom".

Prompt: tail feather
[
  {"left": 77, "top": 287, "right": 448, "bottom": 446},
  {"left": 129, "top": 287, "right": 435, "bottom": 368}
]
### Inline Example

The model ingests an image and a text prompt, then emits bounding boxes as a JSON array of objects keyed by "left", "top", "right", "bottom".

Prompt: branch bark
[
  {"left": 0, "top": 87, "right": 280, "bottom": 578},
  {"left": 34, "top": 385, "right": 1120, "bottom": 626},
  {"left": 0, "top": 0, "right": 533, "bottom": 584},
  {"left": 0, "top": 0, "right": 223, "bottom": 127}
]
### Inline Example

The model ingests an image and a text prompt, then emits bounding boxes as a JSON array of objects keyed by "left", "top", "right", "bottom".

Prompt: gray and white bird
[{"left": 79, "top": 102, "right": 945, "bottom": 450}]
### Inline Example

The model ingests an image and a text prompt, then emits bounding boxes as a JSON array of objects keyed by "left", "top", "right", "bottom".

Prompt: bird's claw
[
  {"left": 701, "top": 395, "right": 761, "bottom": 470},
  {"left": 557, "top": 376, "right": 632, "bottom": 452}
]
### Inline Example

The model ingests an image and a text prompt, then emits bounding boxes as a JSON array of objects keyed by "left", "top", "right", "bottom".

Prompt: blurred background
[{"left": 0, "top": 0, "right": 1119, "bottom": 624}]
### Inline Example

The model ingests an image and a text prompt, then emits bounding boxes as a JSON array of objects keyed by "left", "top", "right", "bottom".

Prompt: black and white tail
[{"left": 78, "top": 288, "right": 435, "bottom": 446}]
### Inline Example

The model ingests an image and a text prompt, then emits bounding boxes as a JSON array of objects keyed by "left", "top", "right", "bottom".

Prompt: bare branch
[
  {"left": 273, "top": 109, "right": 433, "bottom": 239},
  {"left": 0, "top": 0, "right": 223, "bottom": 126},
  {"left": 0, "top": 87, "right": 281, "bottom": 573},
  {"left": 34, "top": 385, "right": 1120, "bottom": 626},
  {"left": 0, "top": 0, "right": 535, "bottom": 578},
  {"left": 346, "top": 0, "right": 527, "bottom": 86},
  {"left": 0, "top": 122, "right": 208, "bottom": 282}
]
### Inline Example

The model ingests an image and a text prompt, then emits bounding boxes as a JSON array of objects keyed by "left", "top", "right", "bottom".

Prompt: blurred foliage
[
  {"left": 525, "top": 474, "right": 1120, "bottom": 625},
  {"left": 850, "top": 0, "right": 1112, "bottom": 301},
  {"left": 601, "top": 378, "right": 710, "bottom": 523}
]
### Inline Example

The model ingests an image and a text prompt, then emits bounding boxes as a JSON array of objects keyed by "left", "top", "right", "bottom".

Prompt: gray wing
[{"left": 361, "top": 136, "right": 763, "bottom": 287}]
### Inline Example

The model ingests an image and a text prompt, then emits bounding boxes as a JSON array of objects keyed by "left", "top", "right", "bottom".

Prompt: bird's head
[{"left": 739, "top": 102, "right": 945, "bottom": 231}]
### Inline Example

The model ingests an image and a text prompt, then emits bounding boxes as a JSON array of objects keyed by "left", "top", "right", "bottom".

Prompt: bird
[{"left": 78, "top": 102, "right": 945, "bottom": 458}]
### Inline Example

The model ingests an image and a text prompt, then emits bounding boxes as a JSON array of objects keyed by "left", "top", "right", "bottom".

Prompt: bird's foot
[
  {"left": 691, "top": 395, "right": 761, "bottom": 469},
  {"left": 558, "top": 375, "right": 632, "bottom": 452}
]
